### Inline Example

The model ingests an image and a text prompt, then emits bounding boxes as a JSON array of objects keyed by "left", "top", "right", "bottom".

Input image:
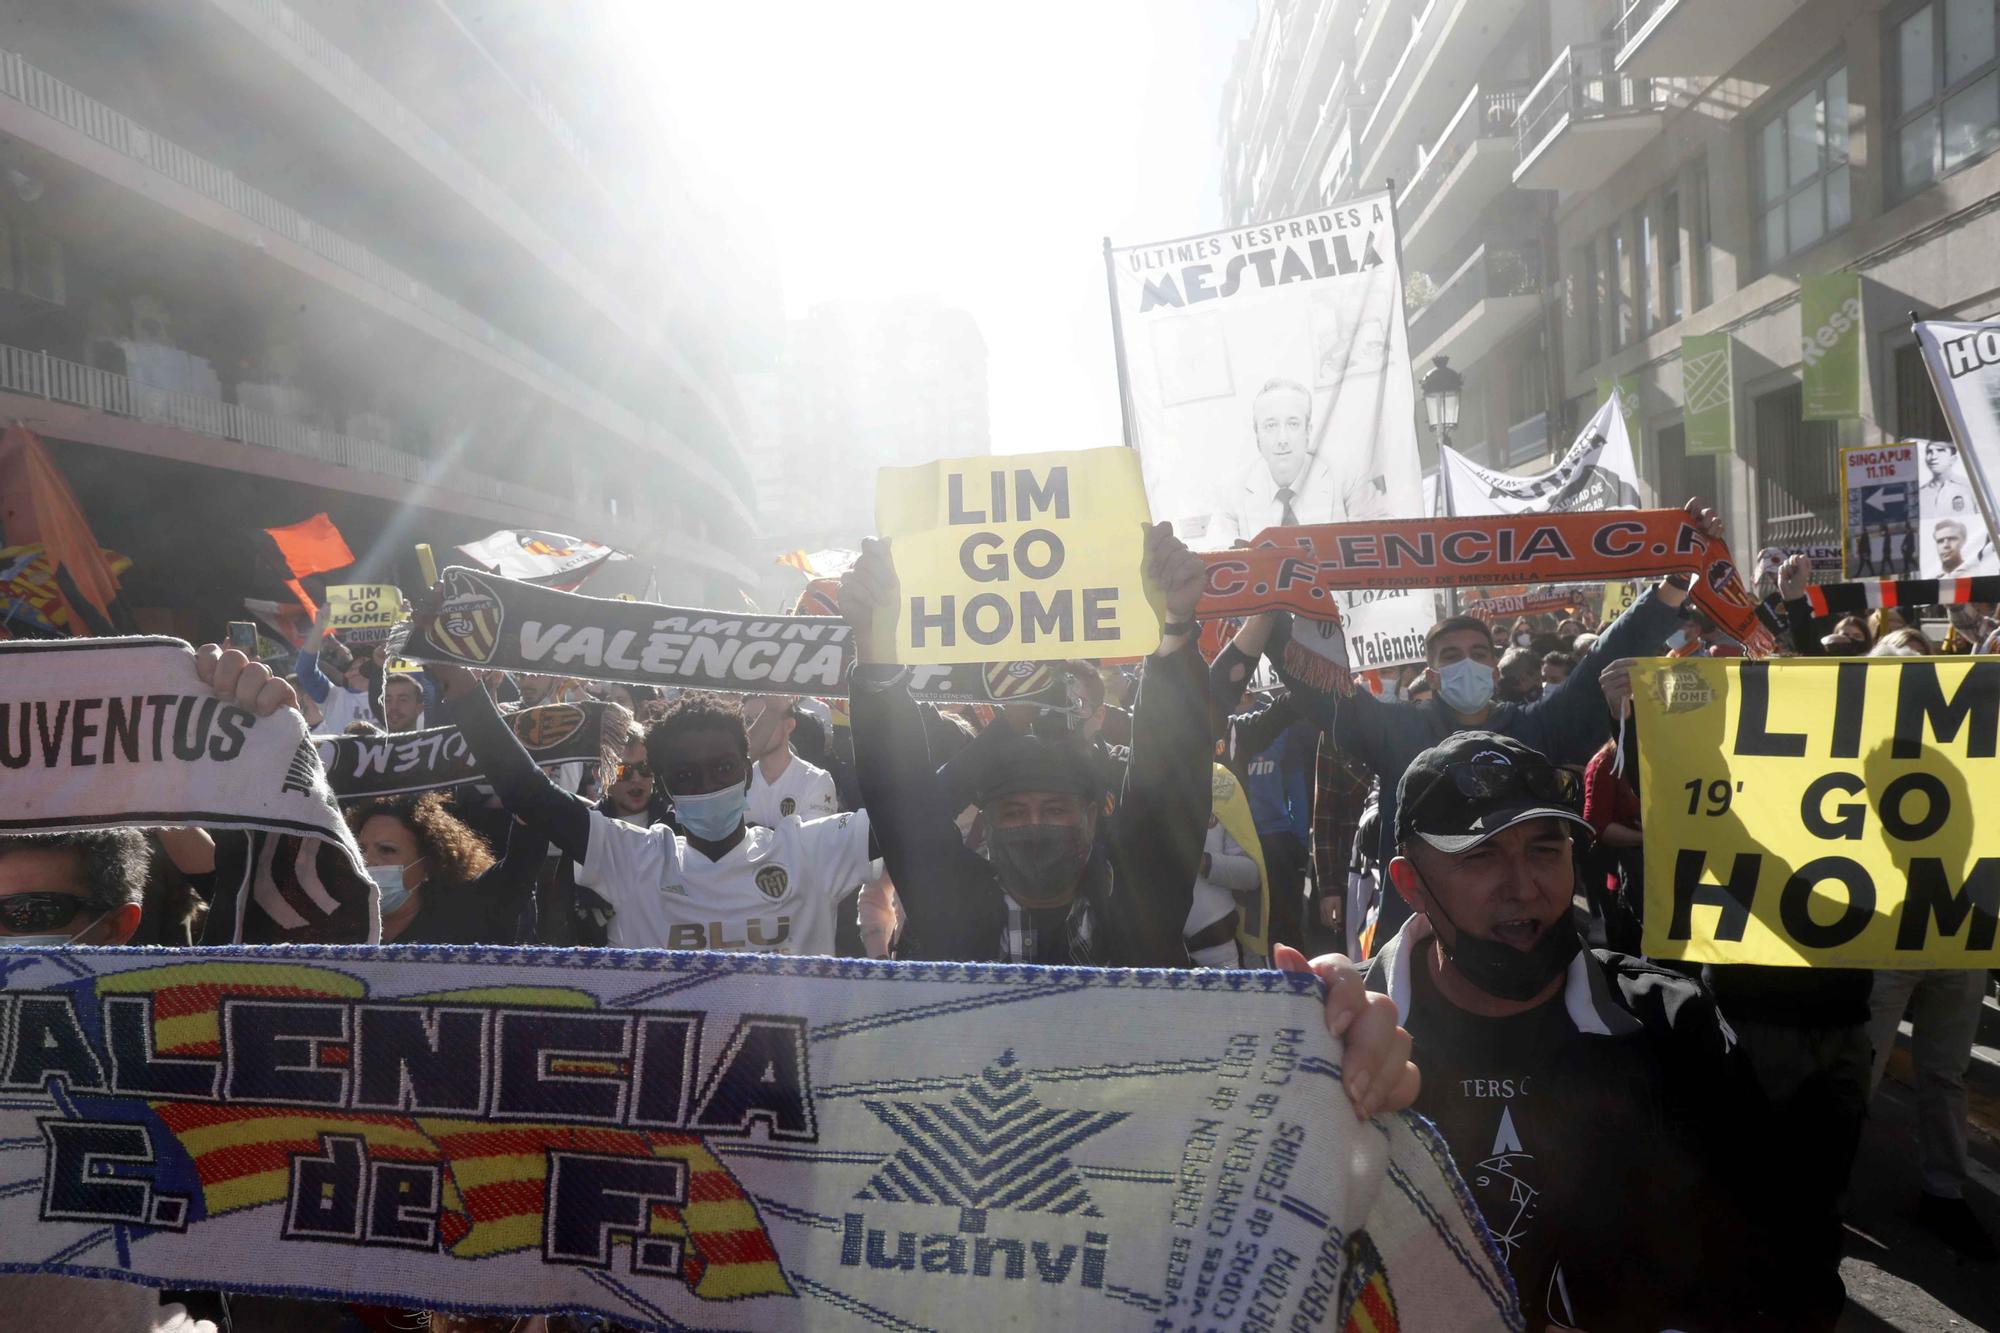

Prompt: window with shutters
[{"left": 1893, "top": 340, "right": 1953, "bottom": 439}]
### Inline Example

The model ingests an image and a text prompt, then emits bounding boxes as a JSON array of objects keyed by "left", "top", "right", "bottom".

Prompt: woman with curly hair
[{"left": 346, "top": 792, "right": 546, "bottom": 944}]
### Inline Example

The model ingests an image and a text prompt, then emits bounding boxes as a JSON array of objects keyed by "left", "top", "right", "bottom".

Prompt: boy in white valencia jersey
[
  {"left": 582, "top": 805, "right": 871, "bottom": 954},
  {"left": 429, "top": 658, "right": 873, "bottom": 955}
]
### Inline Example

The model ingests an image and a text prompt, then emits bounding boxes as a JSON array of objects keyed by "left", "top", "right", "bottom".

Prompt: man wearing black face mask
[
  {"left": 841, "top": 524, "right": 1212, "bottom": 966},
  {"left": 1368, "top": 731, "right": 1786, "bottom": 1331}
]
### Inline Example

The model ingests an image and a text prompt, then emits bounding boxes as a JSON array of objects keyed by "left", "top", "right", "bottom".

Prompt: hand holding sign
[
  {"left": 1142, "top": 521, "right": 1206, "bottom": 648},
  {"left": 838, "top": 538, "right": 898, "bottom": 664},
  {"left": 325, "top": 583, "right": 402, "bottom": 643},
  {"left": 873, "top": 448, "right": 1161, "bottom": 665},
  {"left": 1599, "top": 656, "right": 1639, "bottom": 720}
]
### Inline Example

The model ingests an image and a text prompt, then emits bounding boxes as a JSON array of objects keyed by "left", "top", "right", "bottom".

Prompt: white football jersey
[
  {"left": 577, "top": 806, "right": 871, "bottom": 956},
  {"left": 747, "top": 754, "right": 839, "bottom": 827}
]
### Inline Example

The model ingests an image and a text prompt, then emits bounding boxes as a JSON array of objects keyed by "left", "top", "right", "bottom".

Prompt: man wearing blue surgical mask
[
  {"left": 1221, "top": 500, "right": 1727, "bottom": 942},
  {"left": 0, "top": 830, "right": 146, "bottom": 949}
]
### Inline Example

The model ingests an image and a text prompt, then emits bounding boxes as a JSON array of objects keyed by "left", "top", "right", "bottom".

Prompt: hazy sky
[{"left": 636, "top": 0, "right": 1255, "bottom": 456}]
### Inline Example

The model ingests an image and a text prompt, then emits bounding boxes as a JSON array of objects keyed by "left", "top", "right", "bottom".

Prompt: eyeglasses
[
  {"left": 616, "top": 761, "right": 653, "bottom": 782},
  {"left": 0, "top": 892, "right": 92, "bottom": 934},
  {"left": 1422, "top": 761, "right": 1581, "bottom": 812}
]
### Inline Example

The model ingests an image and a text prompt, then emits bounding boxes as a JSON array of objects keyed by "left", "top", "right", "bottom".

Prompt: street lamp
[
  {"left": 1421, "top": 355, "right": 1462, "bottom": 446},
  {"left": 1420, "top": 355, "right": 1467, "bottom": 613}
]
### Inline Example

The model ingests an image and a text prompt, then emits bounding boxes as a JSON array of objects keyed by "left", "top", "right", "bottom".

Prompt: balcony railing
[
  {"left": 0, "top": 341, "right": 550, "bottom": 506},
  {"left": 1353, "top": 0, "right": 1416, "bottom": 76},
  {"left": 1514, "top": 43, "right": 1663, "bottom": 162},
  {"left": 1407, "top": 244, "right": 1542, "bottom": 355},
  {"left": 0, "top": 44, "right": 746, "bottom": 513},
  {"left": 1611, "top": 0, "right": 1673, "bottom": 56},
  {"left": 235, "top": 0, "right": 595, "bottom": 177},
  {"left": 1397, "top": 84, "right": 1528, "bottom": 223},
  {"left": 0, "top": 341, "right": 751, "bottom": 576}
]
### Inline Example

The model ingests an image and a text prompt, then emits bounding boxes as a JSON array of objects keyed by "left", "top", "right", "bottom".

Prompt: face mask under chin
[
  {"left": 987, "top": 822, "right": 1093, "bottom": 908},
  {"left": 1415, "top": 868, "right": 1579, "bottom": 1002}
]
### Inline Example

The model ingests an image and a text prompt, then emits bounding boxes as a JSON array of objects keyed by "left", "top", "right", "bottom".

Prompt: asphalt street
[{"left": 1837, "top": 1041, "right": 2000, "bottom": 1330}]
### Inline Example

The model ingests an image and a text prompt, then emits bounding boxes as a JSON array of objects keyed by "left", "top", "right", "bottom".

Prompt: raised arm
[
  {"left": 1227, "top": 690, "right": 1304, "bottom": 764},
  {"left": 1778, "top": 553, "right": 1825, "bottom": 657},
  {"left": 1522, "top": 583, "right": 1683, "bottom": 751},
  {"left": 294, "top": 605, "right": 335, "bottom": 704},
  {"left": 430, "top": 663, "right": 593, "bottom": 863},
  {"left": 465, "top": 819, "right": 552, "bottom": 943},
  {"left": 1260, "top": 613, "right": 1398, "bottom": 763},
  {"left": 1104, "top": 524, "right": 1213, "bottom": 961},
  {"left": 840, "top": 539, "right": 1006, "bottom": 960}
]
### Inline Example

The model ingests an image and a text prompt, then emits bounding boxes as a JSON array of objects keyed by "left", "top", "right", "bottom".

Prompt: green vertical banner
[
  {"left": 1681, "top": 332, "right": 1735, "bottom": 456},
  {"left": 1800, "top": 273, "right": 1863, "bottom": 420}
]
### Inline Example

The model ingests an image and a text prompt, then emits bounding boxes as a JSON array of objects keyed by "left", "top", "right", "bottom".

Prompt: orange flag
[
  {"left": 265, "top": 512, "right": 355, "bottom": 617},
  {"left": 0, "top": 423, "right": 124, "bottom": 633}
]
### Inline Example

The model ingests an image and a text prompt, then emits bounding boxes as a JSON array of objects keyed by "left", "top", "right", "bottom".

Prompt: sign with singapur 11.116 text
[{"left": 874, "top": 448, "right": 1161, "bottom": 665}]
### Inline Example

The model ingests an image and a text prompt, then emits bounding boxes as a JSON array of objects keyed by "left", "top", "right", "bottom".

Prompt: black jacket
[
  {"left": 1364, "top": 918, "right": 1790, "bottom": 1330},
  {"left": 392, "top": 822, "right": 549, "bottom": 946},
  {"left": 848, "top": 643, "right": 1212, "bottom": 966}
]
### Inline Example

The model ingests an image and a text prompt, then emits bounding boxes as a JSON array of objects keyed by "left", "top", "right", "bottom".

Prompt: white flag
[
  {"left": 457, "top": 529, "right": 627, "bottom": 585},
  {"left": 1438, "top": 395, "right": 1643, "bottom": 517},
  {"left": 1912, "top": 321, "right": 2000, "bottom": 566}
]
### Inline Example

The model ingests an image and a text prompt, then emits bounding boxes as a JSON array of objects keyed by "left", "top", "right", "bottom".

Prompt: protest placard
[
  {"left": 1107, "top": 197, "right": 1433, "bottom": 673},
  {"left": 873, "top": 448, "right": 1161, "bottom": 665},
  {"left": 325, "top": 582, "right": 402, "bottom": 642},
  {"left": 1842, "top": 438, "right": 2000, "bottom": 580},
  {"left": 1637, "top": 657, "right": 2000, "bottom": 967}
]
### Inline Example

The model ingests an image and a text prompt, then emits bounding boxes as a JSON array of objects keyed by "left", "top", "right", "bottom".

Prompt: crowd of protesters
[{"left": 5, "top": 503, "right": 2000, "bottom": 1332}]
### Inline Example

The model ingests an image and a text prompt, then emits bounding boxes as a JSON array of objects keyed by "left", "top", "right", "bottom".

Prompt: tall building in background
[
  {"left": 1220, "top": 0, "right": 1991, "bottom": 560},
  {"left": 749, "top": 298, "right": 990, "bottom": 558},
  {"left": 0, "top": 0, "right": 766, "bottom": 635}
]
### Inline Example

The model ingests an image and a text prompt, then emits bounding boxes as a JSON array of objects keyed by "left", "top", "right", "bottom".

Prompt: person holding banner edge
[{"left": 1223, "top": 501, "right": 1725, "bottom": 944}]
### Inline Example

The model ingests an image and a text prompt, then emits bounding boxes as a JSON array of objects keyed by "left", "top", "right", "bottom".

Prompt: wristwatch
[
  {"left": 1160, "top": 618, "right": 1198, "bottom": 638},
  {"left": 1663, "top": 573, "right": 1693, "bottom": 591}
]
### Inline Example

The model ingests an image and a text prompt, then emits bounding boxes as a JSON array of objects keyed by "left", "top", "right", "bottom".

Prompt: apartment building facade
[
  {"left": 1223, "top": 0, "right": 1992, "bottom": 557},
  {"left": 0, "top": 0, "right": 763, "bottom": 634},
  {"left": 1558, "top": 0, "right": 1989, "bottom": 554},
  {"left": 748, "top": 298, "right": 990, "bottom": 556}
]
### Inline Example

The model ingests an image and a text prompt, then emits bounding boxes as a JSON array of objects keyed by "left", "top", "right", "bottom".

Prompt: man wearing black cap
[
  {"left": 1221, "top": 500, "right": 1728, "bottom": 944},
  {"left": 840, "top": 524, "right": 1212, "bottom": 965},
  {"left": 1371, "top": 730, "right": 1783, "bottom": 1330}
]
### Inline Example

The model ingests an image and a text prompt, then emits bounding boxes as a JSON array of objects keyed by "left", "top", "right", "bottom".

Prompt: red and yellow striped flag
[{"left": 99, "top": 963, "right": 789, "bottom": 1300}]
